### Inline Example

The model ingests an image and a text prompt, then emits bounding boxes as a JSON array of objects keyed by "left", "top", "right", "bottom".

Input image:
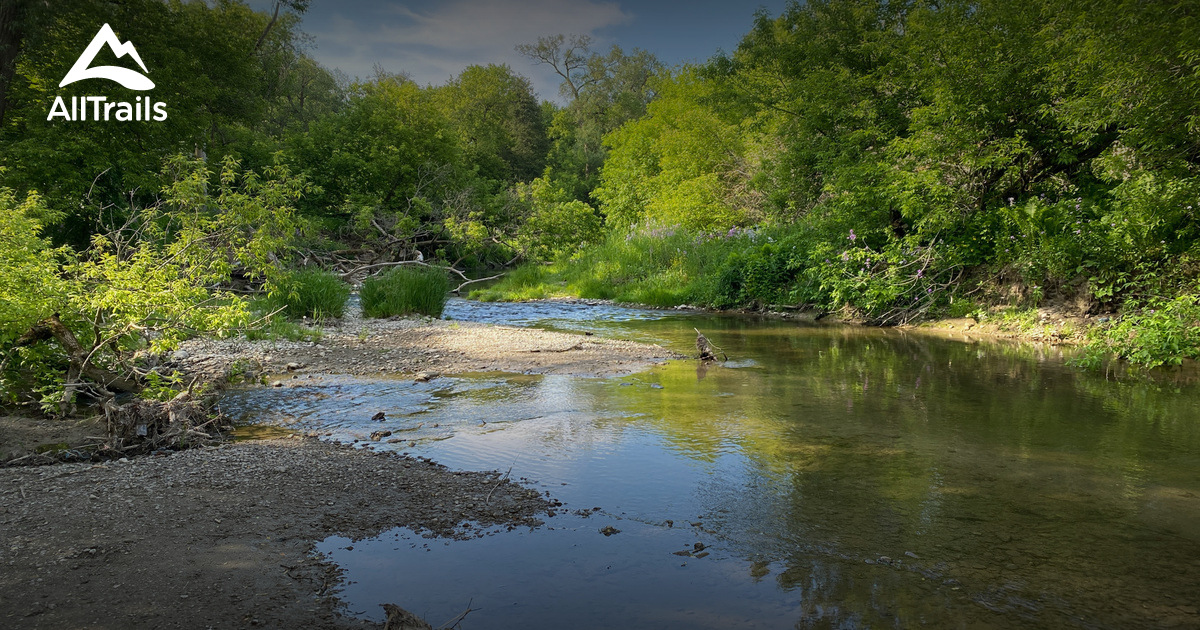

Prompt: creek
[{"left": 222, "top": 298, "right": 1200, "bottom": 628}]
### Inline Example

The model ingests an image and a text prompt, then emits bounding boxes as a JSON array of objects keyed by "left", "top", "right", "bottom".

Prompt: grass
[
  {"left": 264, "top": 268, "right": 350, "bottom": 319},
  {"left": 244, "top": 316, "right": 323, "bottom": 343},
  {"left": 472, "top": 225, "right": 748, "bottom": 307},
  {"left": 360, "top": 265, "right": 450, "bottom": 318}
]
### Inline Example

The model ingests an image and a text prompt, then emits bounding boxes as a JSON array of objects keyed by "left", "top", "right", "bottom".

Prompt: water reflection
[{"left": 222, "top": 302, "right": 1200, "bottom": 629}]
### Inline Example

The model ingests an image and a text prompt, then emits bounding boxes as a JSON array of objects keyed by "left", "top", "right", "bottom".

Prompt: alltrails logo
[{"left": 47, "top": 23, "right": 168, "bottom": 122}]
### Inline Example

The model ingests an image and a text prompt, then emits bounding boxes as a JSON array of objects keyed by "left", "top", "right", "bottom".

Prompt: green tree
[
  {"left": 594, "top": 68, "right": 760, "bottom": 230},
  {"left": 434, "top": 64, "right": 547, "bottom": 183},
  {"left": 518, "top": 34, "right": 662, "bottom": 201}
]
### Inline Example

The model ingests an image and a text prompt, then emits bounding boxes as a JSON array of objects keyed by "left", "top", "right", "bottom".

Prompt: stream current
[{"left": 222, "top": 298, "right": 1200, "bottom": 629}]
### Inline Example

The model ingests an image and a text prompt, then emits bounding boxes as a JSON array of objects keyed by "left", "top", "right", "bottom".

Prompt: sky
[{"left": 249, "top": 0, "right": 790, "bottom": 101}]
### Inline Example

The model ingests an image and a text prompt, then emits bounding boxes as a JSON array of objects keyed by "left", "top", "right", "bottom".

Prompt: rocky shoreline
[
  {"left": 0, "top": 312, "right": 681, "bottom": 628},
  {"left": 0, "top": 437, "right": 550, "bottom": 629}
]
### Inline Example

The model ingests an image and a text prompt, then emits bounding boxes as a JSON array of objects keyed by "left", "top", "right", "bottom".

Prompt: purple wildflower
[{"left": 848, "top": 229, "right": 857, "bottom": 242}]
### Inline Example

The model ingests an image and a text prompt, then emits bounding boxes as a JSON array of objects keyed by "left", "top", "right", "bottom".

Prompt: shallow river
[{"left": 223, "top": 299, "right": 1200, "bottom": 629}]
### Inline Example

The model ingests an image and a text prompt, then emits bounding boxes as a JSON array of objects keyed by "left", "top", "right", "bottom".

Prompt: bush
[
  {"left": 361, "top": 266, "right": 450, "bottom": 318},
  {"left": 265, "top": 268, "right": 350, "bottom": 319},
  {"left": 1077, "top": 288, "right": 1200, "bottom": 368}
]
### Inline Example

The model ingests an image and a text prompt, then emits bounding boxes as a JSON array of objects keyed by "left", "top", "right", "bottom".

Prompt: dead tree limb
[{"left": 694, "top": 328, "right": 728, "bottom": 362}]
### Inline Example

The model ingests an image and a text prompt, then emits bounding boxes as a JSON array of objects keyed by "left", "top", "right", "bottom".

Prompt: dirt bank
[{"left": 0, "top": 436, "right": 550, "bottom": 629}]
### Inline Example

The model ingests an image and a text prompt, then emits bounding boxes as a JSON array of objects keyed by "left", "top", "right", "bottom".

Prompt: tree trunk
[
  {"left": 17, "top": 315, "right": 143, "bottom": 399},
  {"left": 0, "top": 0, "right": 24, "bottom": 127}
]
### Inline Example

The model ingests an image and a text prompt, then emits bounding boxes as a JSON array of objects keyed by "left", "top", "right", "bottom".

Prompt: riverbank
[
  {"left": 0, "top": 313, "right": 680, "bottom": 627},
  {"left": 173, "top": 309, "right": 682, "bottom": 382},
  {"left": 0, "top": 436, "right": 551, "bottom": 629}
]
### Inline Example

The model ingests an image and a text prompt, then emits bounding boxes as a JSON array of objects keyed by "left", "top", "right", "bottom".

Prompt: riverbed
[{"left": 225, "top": 298, "right": 1200, "bottom": 629}]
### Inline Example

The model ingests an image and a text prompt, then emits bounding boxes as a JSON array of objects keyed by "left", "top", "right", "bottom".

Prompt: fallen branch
[
  {"left": 485, "top": 465, "right": 514, "bottom": 505},
  {"left": 453, "top": 273, "right": 504, "bottom": 294},
  {"left": 694, "top": 328, "right": 728, "bottom": 362},
  {"left": 436, "top": 600, "right": 476, "bottom": 630}
]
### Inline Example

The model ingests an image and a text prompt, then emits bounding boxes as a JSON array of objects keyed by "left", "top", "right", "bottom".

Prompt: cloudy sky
[{"left": 250, "top": 0, "right": 788, "bottom": 101}]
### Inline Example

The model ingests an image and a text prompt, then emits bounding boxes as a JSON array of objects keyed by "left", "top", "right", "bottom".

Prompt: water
[{"left": 222, "top": 299, "right": 1200, "bottom": 628}]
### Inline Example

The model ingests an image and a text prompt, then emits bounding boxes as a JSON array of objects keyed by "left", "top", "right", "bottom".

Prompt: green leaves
[{"left": 0, "top": 188, "right": 70, "bottom": 344}]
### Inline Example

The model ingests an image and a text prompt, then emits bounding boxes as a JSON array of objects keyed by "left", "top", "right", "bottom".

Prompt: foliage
[
  {"left": 1, "top": 155, "right": 309, "bottom": 410},
  {"left": 519, "top": 34, "right": 662, "bottom": 201},
  {"left": 263, "top": 268, "right": 350, "bottom": 320},
  {"left": 594, "top": 69, "right": 761, "bottom": 231},
  {"left": 1077, "top": 289, "right": 1200, "bottom": 369},
  {"left": 0, "top": 0, "right": 332, "bottom": 246},
  {"left": 433, "top": 64, "right": 548, "bottom": 183},
  {"left": 0, "top": 187, "right": 69, "bottom": 345},
  {"left": 360, "top": 266, "right": 450, "bottom": 318},
  {"left": 513, "top": 177, "right": 602, "bottom": 260}
]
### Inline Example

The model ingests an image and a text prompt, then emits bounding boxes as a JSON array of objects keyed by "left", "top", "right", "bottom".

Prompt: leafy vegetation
[
  {"left": 485, "top": 0, "right": 1200, "bottom": 368},
  {"left": 3, "top": 0, "right": 1198, "bottom": 418},
  {"left": 263, "top": 268, "right": 350, "bottom": 320},
  {"left": 360, "top": 266, "right": 450, "bottom": 318}
]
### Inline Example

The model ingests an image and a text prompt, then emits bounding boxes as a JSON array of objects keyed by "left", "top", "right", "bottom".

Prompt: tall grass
[
  {"left": 264, "top": 268, "right": 350, "bottom": 319},
  {"left": 473, "top": 224, "right": 777, "bottom": 307},
  {"left": 361, "top": 266, "right": 450, "bottom": 318}
]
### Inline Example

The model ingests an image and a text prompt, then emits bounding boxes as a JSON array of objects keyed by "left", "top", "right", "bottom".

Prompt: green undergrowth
[
  {"left": 244, "top": 316, "right": 323, "bottom": 343},
  {"left": 474, "top": 222, "right": 962, "bottom": 321},
  {"left": 476, "top": 222, "right": 1200, "bottom": 370},
  {"left": 263, "top": 268, "right": 350, "bottom": 319},
  {"left": 1076, "top": 288, "right": 1200, "bottom": 369},
  {"left": 361, "top": 266, "right": 450, "bottom": 318}
]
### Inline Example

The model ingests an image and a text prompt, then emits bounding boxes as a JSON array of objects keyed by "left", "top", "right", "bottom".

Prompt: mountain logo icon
[{"left": 59, "top": 23, "right": 154, "bottom": 91}]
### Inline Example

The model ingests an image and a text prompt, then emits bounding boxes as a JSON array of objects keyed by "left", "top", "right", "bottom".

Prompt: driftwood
[
  {"left": 99, "top": 389, "right": 228, "bottom": 454},
  {"left": 382, "top": 604, "right": 433, "bottom": 630},
  {"left": 381, "top": 600, "right": 476, "bottom": 630},
  {"left": 694, "top": 328, "right": 728, "bottom": 362}
]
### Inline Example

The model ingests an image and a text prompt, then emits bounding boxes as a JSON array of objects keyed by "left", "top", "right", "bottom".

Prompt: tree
[
  {"left": 518, "top": 34, "right": 662, "bottom": 201},
  {"left": 0, "top": 0, "right": 339, "bottom": 247},
  {"left": 434, "top": 64, "right": 547, "bottom": 183},
  {"left": 594, "top": 68, "right": 760, "bottom": 230},
  {"left": 1, "top": 155, "right": 311, "bottom": 414}
]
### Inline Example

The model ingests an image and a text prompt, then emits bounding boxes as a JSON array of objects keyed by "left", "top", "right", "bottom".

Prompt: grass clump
[
  {"left": 264, "top": 268, "right": 350, "bottom": 319},
  {"left": 361, "top": 266, "right": 450, "bottom": 318}
]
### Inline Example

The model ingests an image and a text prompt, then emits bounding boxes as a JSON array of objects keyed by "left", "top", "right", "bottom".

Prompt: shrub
[
  {"left": 1077, "top": 288, "right": 1200, "bottom": 368},
  {"left": 361, "top": 266, "right": 450, "bottom": 318},
  {"left": 265, "top": 268, "right": 350, "bottom": 319}
]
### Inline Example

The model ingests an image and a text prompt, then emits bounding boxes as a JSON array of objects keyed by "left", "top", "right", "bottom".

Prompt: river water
[{"left": 222, "top": 298, "right": 1200, "bottom": 628}]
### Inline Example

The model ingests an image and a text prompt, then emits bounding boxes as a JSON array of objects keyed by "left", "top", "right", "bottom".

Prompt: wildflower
[
  {"left": 848, "top": 229, "right": 857, "bottom": 242},
  {"left": 1008, "top": 197, "right": 1015, "bottom": 206},
  {"left": 841, "top": 251, "right": 850, "bottom": 261},
  {"left": 916, "top": 269, "right": 924, "bottom": 278}
]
